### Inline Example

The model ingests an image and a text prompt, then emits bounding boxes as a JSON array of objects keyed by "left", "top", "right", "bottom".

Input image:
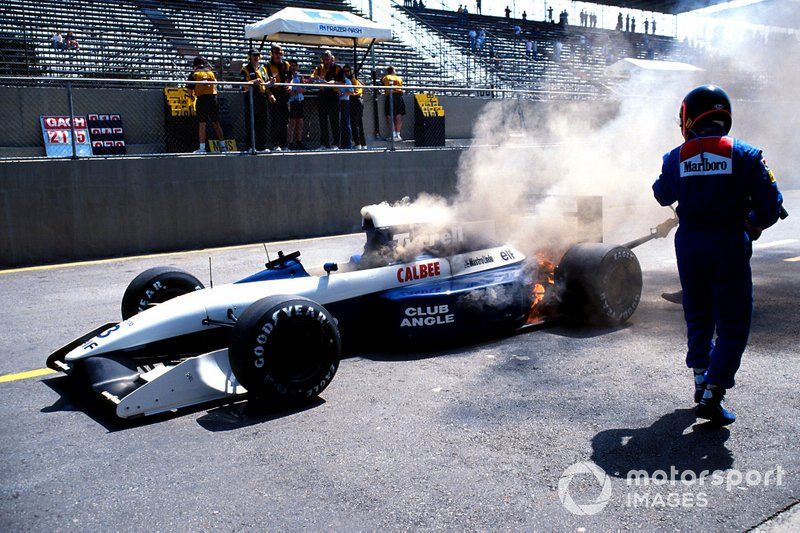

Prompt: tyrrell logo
[{"left": 683, "top": 156, "right": 728, "bottom": 173}]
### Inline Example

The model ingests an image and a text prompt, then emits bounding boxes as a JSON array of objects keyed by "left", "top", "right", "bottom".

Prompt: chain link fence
[{"left": 0, "top": 75, "right": 598, "bottom": 159}]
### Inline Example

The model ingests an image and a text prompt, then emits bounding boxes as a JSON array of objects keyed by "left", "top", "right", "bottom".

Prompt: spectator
[
  {"left": 65, "top": 31, "right": 79, "bottom": 50},
  {"left": 626, "top": 14, "right": 630, "bottom": 32},
  {"left": 381, "top": 66, "right": 405, "bottom": 142},
  {"left": 403, "top": 0, "right": 411, "bottom": 7},
  {"left": 418, "top": 0, "right": 425, "bottom": 9},
  {"left": 617, "top": 12, "right": 623, "bottom": 31},
  {"left": 412, "top": 0, "right": 418, "bottom": 9},
  {"left": 51, "top": 32, "right": 65, "bottom": 51},
  {"left": 476, "top": 28, "right": 486, "bottom": 53},
  {"left": 240, "top": 49, "right": 269, "bottom": 152},
  {"left": 187, "top": 56, "right": 224, "bottom": 154},
  {"left": 548, "top": 6, "right": 554, "bottom": 23},
  {"left": 591, "top": 12, "right": 597, "bottom": 28},
  {"left": 338, "top": 65, "right": 354, "bottom": 149},
  {"left": 525, "top": 38, "right": 533, "bottom": 59},
  {"left": 505, "top": 6, "right": 510, "bottom": 18},
  {"left": 652, "top": 18, "right": 657, "bottom": 35},
  {"left": 631, "top": 17, "right": 636, "bottom": 33},
  {"left": 311, "top": 50, "right": 345, "bottom": 150},
  {"left": 457, "top": 4, "right": 463, "bottom": 13},
  {"left": 468, "top": 28, "right": 477, "bottom": 52},
  {"left": 554, "top": 40, "right": 563, "bottom": 62},
  {"left": 513, "top": 24, "right": 521, "bottom": 42},
  {"left": 264, "top": 45, "right": 291, "bottom": 151},
  {"left": 580, "top": 10, "right": 586, "bottom": 27},
  {"left": 348, "top": 68, "right": 366, "bottom": 150},
  {"left": 644, "top": 19, "right": 649, "bottom": 35},
  {"left": 522, "top": 11, "right": 527, "bottom": 21},
  {"left": 287, "top": 59, "right": 305, "bottom": 150},
  {"left": 476, "top": 0, "right": 481, "bottom": 15}
]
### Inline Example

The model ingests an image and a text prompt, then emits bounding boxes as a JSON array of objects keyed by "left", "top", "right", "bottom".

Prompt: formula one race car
[{"left": 47, "top": 205, "right": 647, "bottom": 419}]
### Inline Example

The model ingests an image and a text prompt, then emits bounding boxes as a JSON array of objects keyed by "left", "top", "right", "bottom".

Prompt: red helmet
[{"left": 680, "top": 85, "right": 732, "bottom": 140}]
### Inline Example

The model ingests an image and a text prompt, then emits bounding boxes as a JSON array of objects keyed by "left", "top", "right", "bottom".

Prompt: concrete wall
[{"left": 0, "top": 149, "right": 462, "bottom": 267}]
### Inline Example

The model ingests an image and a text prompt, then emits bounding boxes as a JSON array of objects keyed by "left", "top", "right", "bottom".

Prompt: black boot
[
  {"left": 693, "top": 368, "right": 706, "bottom": 403},
  {"left": 695, "top": 385, "right": 736, "bottom": 425}
]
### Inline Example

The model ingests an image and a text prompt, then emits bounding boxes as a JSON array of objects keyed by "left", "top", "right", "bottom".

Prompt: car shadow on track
[
  {"left": 539, "top": 322, "right": 632, "bottom": 339},
  {"left": 41, "top": 375, "right": 324, "bottom": 432},
  {"left": 348, "top": 331, "right": 523, "bottom": 362},
  {"left": 590, "top": 408, "right": 733, "bottom": 478},
  {"left": 195, "top": 398, "right": 325, "bottom": 432}
]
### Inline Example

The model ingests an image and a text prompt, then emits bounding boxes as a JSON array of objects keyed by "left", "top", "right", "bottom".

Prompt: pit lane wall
[{"left": 0, "top": 150, "right": 460, "bottom": 267}]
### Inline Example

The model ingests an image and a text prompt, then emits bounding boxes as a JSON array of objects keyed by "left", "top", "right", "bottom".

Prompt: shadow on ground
[
  {"left": 591, "top": 408, "right": 733, "bottom": 478},
  {"left": 41, "top": 375, "right": 323, "bottom": 432}
]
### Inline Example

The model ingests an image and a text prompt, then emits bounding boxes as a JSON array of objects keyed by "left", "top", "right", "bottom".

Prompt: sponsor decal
[
  {"left": 463, "top": 254, "right": 494, "bottom": 269},
  {"left": 253, "top": 305, "right": 329, "bottom": 369},
  {"left": 500, "top": 249, "right": 516, "bottom": 261},
  {"left": 762, "top": 158, "right": 776, "bottom": 183},
  {"left": 392, "top": 226, "right": 465, "bottom": 248},
  {"left": 397, "top": 261, "right": 441, "bottom": 283},
  {"left": 400, "top": 305, "right": 455, "bottom": 327},
  {"left": 679, "top": 153, "right": 732, "bottom": 177},
  {"left": 317, "top": 23, "right": 363, "bottom": 34}
]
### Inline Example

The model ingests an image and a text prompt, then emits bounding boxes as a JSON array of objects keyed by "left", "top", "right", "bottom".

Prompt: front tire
[
  {"left": 556, "top": 243, "right": 642, "bottom": 326},
  {"left": 228, "top": 295, "right": 341, "bottom": 404},
  {"left": 120, "top": 267, "right": 204, "bottom": 319}
]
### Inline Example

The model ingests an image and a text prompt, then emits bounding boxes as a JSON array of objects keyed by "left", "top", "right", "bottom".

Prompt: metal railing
[{"left": 0, "top": 75, "right": 602, "bottom": 160}]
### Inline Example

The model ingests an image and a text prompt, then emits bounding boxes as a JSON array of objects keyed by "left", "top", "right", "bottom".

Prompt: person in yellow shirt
[
  {"left": 187, "top": 56, "right": 224, "bottom": 154},
  {"left": 240, "top": 49, "right": 270, "bottom": 152},
  {"left": 348, "top": 67, "right": 366, "bottom": 149},
  {"left": 381, "top": 66, "right": 405, "bottom": 141}
]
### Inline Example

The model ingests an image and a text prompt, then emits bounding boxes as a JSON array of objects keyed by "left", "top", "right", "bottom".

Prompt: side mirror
[{"left": 323, "top": 262, "right": 338, "bottom": 275}]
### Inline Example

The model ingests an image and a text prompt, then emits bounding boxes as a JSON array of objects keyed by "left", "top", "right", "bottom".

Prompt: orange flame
[{"left": 527, "top": 256, "right": 556, "bottom": 324}]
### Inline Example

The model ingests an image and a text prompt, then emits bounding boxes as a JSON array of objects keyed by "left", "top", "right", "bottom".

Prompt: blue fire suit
[{"left": 653, "top": 135, "right": 783, "bottom": 388}]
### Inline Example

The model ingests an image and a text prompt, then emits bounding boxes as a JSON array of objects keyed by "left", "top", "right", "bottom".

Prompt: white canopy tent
[{"left": 244, "top": 7, "right": 393, "bottom": 73}]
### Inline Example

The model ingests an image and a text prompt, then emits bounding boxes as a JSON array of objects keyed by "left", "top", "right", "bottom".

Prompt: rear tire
[
  {"left": 120, "top": 267, "right": 204, "bottom": 319},
  {"left": 556, "top": 243, "right": 642, "bottom": 326},
  {"left": 228, "top": 295, "right": 341, "bottom": 404}
]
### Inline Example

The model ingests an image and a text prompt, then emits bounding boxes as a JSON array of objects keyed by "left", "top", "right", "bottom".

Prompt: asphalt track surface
[{"left": 1, "top": 192, "right": 798, "bottom": 531}]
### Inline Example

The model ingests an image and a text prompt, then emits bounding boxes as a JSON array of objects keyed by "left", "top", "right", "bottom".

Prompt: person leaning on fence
[
  {"left": 187, "top": 56, "right": 225, "bottom": 154},
  {"left": 264, "top": 45, "right": 292, "bottom": 151},
  {"left": 311, "top": 50, "right": 345, "bottom": 150},
  {"left": 287, "top": 59, "right": 306, "bottom": 150},
  {"left": 348, "top": 68, "right": 366, "bottom": 150},
  {"left": 240, "top": 49, "right": 270, "bottom": 152},
  {"left": 338, "top": 66, "right": 354, "bottom": 149},
  {"left": 381, "top": 66, "right": 405, "bottom": 142}
]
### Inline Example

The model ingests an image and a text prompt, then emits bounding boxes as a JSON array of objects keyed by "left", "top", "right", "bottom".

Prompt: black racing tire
[
  {"left": 556, "top": 243, "right": 642, "bottom": 326},
  {"left": 228, "top": 295, "right": 341, "bottom": 404},
  {"left": 120, "top": 266, "right": 204, "bottom": 320}
]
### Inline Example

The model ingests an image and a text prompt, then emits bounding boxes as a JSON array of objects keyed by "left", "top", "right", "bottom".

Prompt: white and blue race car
[{"left": 47, "top": 205, "right": 644, "bottom": 419}]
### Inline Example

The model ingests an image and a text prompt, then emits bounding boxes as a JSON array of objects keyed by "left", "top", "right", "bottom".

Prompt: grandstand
[
  {"left": 400, "top": 6, "right": 689, "bottom": 93},
  {"left": 0, "top": 0, "right": 441, "bottom": 83}
]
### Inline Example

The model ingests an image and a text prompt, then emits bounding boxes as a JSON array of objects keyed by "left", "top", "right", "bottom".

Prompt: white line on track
[
  {"left": 753, "top": 239, "right": 798, "bottom": 250},
  {"left": 0, "top": 232, "right": 362, "bottom": 275}
]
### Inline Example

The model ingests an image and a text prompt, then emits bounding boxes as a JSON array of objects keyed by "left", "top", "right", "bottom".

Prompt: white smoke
[{"left": 367, "top": 10, "right": 798, "bottom": 261}]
